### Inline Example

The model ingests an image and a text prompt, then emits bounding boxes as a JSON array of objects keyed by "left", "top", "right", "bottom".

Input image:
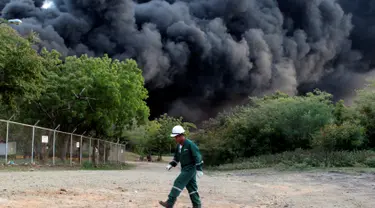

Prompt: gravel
[{"left": 0, "top": 162, "right": 374, "bottom": 208}]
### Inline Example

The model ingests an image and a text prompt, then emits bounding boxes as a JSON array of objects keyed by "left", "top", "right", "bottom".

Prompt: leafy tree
[
  {"left": 353, "top": 79, "right": 375, "bottom": 148},
  {"left": 123, "top": 119, "right": 161, "bottom": 159},
  {"left": 332, "top": 99, "right": 356, "bottom": 125},
  {"left": 124, "top": 114, "right": 197, "bottom": 161},
  {"left": 151, "top": 114, "right": 196, "bottom": 161},
  {"left": 195, "top": 90, "right": 336, "bottom": 166},
  {"left": 23, "top": 51, "right": 149, "bottom": 133},
  {"left": 312, "top": 122, "right": 365, "bottom": 166},
  {"left": 313, "top": 122, "right": 365, "bottom": 151},
  {"left": 0, "top": 24, "right": 45, "bottom": 109},
  {"left": 19, "top": 50, "right": 150, "bottom": 162}
]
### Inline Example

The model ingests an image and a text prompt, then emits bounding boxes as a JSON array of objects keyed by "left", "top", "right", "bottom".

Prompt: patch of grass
[{"left": 206, "top": 149, "right": 375, "bottom": 172}]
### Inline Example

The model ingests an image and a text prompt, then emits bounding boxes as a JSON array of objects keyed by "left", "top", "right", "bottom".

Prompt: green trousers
[{"left": 167, "top": 168, "right": 201, "bottom": 207}]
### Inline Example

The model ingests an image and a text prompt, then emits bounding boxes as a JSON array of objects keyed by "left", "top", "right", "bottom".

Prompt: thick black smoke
[{"left": 1, "top": 0, "right": 374, "bottom": 122}]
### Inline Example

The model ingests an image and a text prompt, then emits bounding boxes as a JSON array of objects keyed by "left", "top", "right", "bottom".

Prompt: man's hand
[
  {"left": 166, "top": 164, "right": 172, "bottom": 171},
  {"left": 197, "top": 171, "right": 204, "bottom": 178}
]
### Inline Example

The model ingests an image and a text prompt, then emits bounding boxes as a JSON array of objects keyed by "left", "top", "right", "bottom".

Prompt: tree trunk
[
  {"left": 105, "top": 145, "right": 111, "bottom": 163},
  {"left": 59, "top": 134, "right": 70, "bottom": 163},
  {"left": 158, "top": 152, "right": 162, "bottom": 162},
  {"left": 92, "top": 142, "right": 97, "bottom": 166},
  {"left": 98, "top": 142, "right": 104, "bottom": 163}
]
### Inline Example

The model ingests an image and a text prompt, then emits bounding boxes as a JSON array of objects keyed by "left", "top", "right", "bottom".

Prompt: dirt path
[{"left": 0, "top": 162, "right": 374, "bottom": 208}]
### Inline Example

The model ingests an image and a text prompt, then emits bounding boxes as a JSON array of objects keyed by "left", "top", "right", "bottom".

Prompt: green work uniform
[{"left": 167, "top": 138, "right": 203, "bottom": 207}]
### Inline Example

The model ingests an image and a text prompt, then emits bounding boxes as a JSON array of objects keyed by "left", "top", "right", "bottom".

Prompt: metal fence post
[
  {"left": 80, "top": 131, "right": 86, "bottom": 165},
  {"left": 0, "top": 119, "right": 123, "bottom": 167},
  {"left": 5, "top": 121, "right": 9, "bottom": 164},
  {"left": 122, "top": 144, "right": 125, "bottom": 163},
  {"left": 111, "top": 142, "right": 114, "bottom": 163},
  {"left": 124, "top": 142, "right": 128, "bottom": 163},
  {"left": 53, "top": 124, "right": 60, "bottom": 166},
  {"left": 97, "top": 139, "right": 99, "bottom": 164},
  {"left": 104, "top": 142, "right": 106, "bottom": 164},
  {"left": 88, "top": 137, "right": 92, "bottom": 163},
  {"left": 117, "top": 138, "right": 119, "bottom": 164},
  {"left": 70, "top": 128, "right": 77, "bottom": 166},
  {"left": 31, "top": 120, "right": 40, "bottom": 164},
  {"left": 5, "top": 115, "right": 15, "bottom": 165}
]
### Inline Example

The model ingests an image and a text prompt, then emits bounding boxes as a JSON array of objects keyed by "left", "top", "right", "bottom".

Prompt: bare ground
[{"left": 0, "top": 162, "right": 374, "bottom": 208}]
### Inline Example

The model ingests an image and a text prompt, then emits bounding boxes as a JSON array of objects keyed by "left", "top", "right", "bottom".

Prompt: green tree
[
  {"left": 19, "top": 50, "right": 150, "bottom": 163},
  {"left": 332, "top": 99, "right": 356, "bottom": 125},
  {"left": 124, "top": 119, "right": 161, "bottom": 160},
  {"left": 195, "top": 90, "right": 336, "bottom": 166},
  {"left": 0, "top": 24, "right": 45, "bottom": 109},
  {"left": 124, "top": 114, "right": 197, "bottom": 161},
  {"left": 353, "top": 78, "right": 375, "bottom": 148},
  {"left": 312, "top": 122, "right": 365, "bottom": 166},
  {"left": 151, "top": 114, "right": 196, "bottom": 161},
  {"left": 313, "top": 122, "right": 365, "bottom": 151}
]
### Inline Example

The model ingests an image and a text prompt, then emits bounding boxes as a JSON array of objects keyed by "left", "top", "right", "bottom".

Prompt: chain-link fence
[{"left": 0, "top": 119, "right": 128, "bottom": 166}]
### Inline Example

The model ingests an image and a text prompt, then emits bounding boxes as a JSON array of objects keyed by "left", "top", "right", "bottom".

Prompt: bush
[
  {"left": 195, "top": 90, "right": 336, "bottom": 166},
  {"left": 312, "top": 121, "right": 366, "bottom": 152},
  {"left": 124, "top": 114, "right": 196, "bottom": 160},
  {"left": 353, "top": 80, "right": 375, "bottom": 148},
  {"left": 364, "top": 156, "right": 375, "bottom": 167},
  {"left": 208, "top": 149, "right": 375, "bottom": 171}
]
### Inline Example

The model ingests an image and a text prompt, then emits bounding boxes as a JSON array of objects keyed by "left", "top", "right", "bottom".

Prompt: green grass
[{"left": 206, "top": 149, "right": 375, "bottom": 172}]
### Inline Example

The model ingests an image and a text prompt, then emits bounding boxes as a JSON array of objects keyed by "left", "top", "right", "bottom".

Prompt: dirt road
[{"left": 0, "top": 162, "right": 374, "bottom": 208}]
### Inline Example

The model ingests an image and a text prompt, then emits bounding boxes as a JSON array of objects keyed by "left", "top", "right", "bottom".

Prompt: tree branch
[{"left": 33, "top": 100, "right": 52, "bottom": 120}]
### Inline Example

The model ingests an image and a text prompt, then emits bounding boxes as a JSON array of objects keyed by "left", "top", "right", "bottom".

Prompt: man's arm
[
  {"left": 190, "top": 142, "right": 203, "bottom": 171},
  {"left": 169, "top": 144, "right": 180, "bottom": 167}
]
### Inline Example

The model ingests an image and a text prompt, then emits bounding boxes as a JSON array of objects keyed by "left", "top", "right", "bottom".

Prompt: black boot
[
  {"left": 193, "top": 204, "right": 202, "bottom": 208},
  {"left": 159, "top": 200, "right": 173, "bottom": 208}
]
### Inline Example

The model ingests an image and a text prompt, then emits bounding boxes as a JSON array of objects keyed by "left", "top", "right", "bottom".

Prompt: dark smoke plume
[{"left": 1, "top": 0, "right": 374, "bottom": 122}]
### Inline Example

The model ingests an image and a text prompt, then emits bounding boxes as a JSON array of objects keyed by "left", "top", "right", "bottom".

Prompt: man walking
[{"left": 159, "top": 125, "right": 204, "bottom": 208}]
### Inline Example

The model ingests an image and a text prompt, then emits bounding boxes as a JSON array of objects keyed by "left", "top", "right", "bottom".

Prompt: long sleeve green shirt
[{"left": 169, "top": 138, "right": 203, "bottom": 171}]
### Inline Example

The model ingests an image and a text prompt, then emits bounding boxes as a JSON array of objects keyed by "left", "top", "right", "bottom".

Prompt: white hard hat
[{"left": 170, "top": 125, "right": 185, "bottom": 137}]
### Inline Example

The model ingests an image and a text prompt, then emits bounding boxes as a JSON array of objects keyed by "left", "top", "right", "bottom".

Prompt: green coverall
[{"left": 167, "top": 138, "right": 203, "bottom": 207}]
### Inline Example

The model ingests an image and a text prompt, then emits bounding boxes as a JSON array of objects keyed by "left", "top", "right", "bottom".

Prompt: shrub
[
  {"left": 208, "top": 149, "right": 375, "bottom": 171},
  {"left": 195, "top": 90, "right": 336, "bottom": 166},
  {"left": 312, "top": 121, "right": 366, "bottom": 152},
  {"left": 364, "top": 156, "right": 375, "bottom": 167}
]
